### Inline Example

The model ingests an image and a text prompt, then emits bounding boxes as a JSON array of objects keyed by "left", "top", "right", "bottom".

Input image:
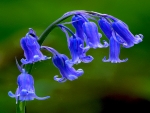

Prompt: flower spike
[
  {"left": 20, "top": 28, "right": 50, "bottom": 64},
  {"left": 41, "top": 46, "right": 84, "bottom": 83}
]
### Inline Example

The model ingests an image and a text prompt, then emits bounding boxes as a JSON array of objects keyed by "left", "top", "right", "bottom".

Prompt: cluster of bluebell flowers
[{"left": 8, "top": 10, "right": 143, "bottom": 103}]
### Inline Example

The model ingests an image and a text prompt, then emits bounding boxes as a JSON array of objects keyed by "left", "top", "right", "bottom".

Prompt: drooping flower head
[
  {"left": 72, "top": 14, "right": 87, "bottom": 41},
  {"left": 99, "top": 15, "right": 143, "bottom": 48},
  {"left": 102, "top": 34, "right": 128, "bottom": 63},
  {"left": 20, "top": 28, "right": 50, "bottom": 64},
  {"left": 98, "top": 17, "right": 127, "bottom": 63},
  {"left": 41, "top": 46, "right": 84, "bottom": 83},
  {"left": 82, "top": 21, "right": 109, "bottom": 49},
  {"left": 58, "top": 24, "right": 93, "bottom": 65},
  {"left": 98, "top": 17, "right": 112, "bottom": 40},
  {"left": 112, "top": 19, "right": 143, "bottom": 48},
  {"left": 8, "top": 62, "right": 50, "bottom": 103}
]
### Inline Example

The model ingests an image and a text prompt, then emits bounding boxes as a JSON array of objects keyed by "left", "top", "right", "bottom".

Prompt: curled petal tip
[
  {"left": 81, "top": 55, "right": 94, "bottom": 63},
  {"left": 54, "top": 75, "right": 67, "bottom": 83},
  {"left": 102, "top": 56, "right": 128, "bottom": 63},
  {"left": 21, "top": 58, "right": 31, "bottom": 64},
  {"left": 102, "top": 40, "right": 109, "bottom": 48},
  {"left": 67, "top": 75, "right": 78, "bottom": 81},
  {"left": 8, "top": 91, "right": 16, "bottom": 98},
  {"left": 76, "top": 69, "right": 84, "bottom": 76},
  {"left": 102, "top": 56, "right": 109, "bottom": 62},
  {"left": 97, "top": 41, "right": 109, "bottom": 48},
  {"left": 134, "top": 34, "right": 143, "bottom": 44},
  {"left": 35, "top": 96, "right": 50, "bottom": 100},
  {"left": 47, "top": 57, "right": 51, "bottom": 60}
]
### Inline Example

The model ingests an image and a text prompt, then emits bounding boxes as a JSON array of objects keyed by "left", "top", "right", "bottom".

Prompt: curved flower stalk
[
  {"left": 58, "top": 24, "right": 93, "bottom": 65},
  {"left": 41, "top": 46, "right": 84, "bottom": 83},
  {"left": 8, "top": 62, "right": 50, "bottom": 103},
  {"left": 63, "top": 10, "right": 87, "bottom": 17},
  {"left": 20, "top": 28, "right": 50, "bottom": 64}
]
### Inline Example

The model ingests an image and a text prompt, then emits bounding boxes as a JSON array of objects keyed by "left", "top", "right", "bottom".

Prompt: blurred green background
[{"left": 0, "top": 0, "right": 150, "bottom": 113}]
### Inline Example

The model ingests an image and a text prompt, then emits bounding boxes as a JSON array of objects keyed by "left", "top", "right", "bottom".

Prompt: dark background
[{"left": 0, "top": 0, "right": 150, "bottom": 113}]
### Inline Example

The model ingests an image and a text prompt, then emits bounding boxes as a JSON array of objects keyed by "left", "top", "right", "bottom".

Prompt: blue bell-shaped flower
[
  {"left": 103, "top": 32, "right": 128, "bottom": 63},
  {"left": 112, "top": 19, "right": 143, "bottom": 48},
  {"left": 82, "top": 22, "right": 108, "bottom": 49},
  {"left": 42, "top": 46, "right": 84, "bottom": 83},
  {"left": 20, "top": 28, "right": 50, "bottom": 64},
  {"left": 59, "top": 25, "right": 93, "bottom": 65},
  {"left": 8, "top": 69, "right": 50, "bottom": 103},
  {"left": 72, "top": 14, "right": 87, "bottom": 41}
]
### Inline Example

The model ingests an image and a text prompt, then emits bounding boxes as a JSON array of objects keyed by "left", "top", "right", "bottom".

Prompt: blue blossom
[
  {"left": 72, "top": 14, "right": 87, "bottom": 41},
  {"left": 103, "top": 36, "right": 128, "bottom": 63},
  {"left": 98, "top": 17, "right": 112, "bottom": 40},
  {"left": 41, "top": 46, "right": 84, "bottom": 83},
  {"left": 20, "top": 28, "right": 50, "bottom": 64},
  {"left": 59, "top": 25, "right": 93, "bottom": 65},
  {"left": 99, "top": 17, "right": 125, "bottom": 43},
  {"left": 99, "top": 17, "right": 128, "bottom": 63},
  {"left": 82, "top": 21, "right": 108, "bottom": 49},
  {"left": 104, "top": 16, "right": 143, "bottom": 48},
  {"left": 8, "top": 69, "right": 50, "bottom": 103}
]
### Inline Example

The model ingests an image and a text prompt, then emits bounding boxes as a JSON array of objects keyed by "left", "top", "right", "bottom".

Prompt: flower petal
[
  {"left": 81, "top": 55, "right": 94, "bottom": 63},
  {"left": 54, "top": 75, "right": 67, "bottom": 83},
  {"left": 8, "top": 91, "right": 16, "bottom": 98}
]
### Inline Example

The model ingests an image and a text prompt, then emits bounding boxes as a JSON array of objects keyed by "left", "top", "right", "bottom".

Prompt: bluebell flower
[
  {"left": 99, "top": 17, "right": 125, "bottom": 43},
  {"left": 109, "top": 17, "right": 143, "bottom": 48},
  {"left": 20, "top": 28, "right": 50, "bottom": 64},
  {"left": 98, "top": 17, "right": 112, "bottom": 40},
  {"left": 82, "top": 21, "right": 109, "bottom": 49},
  {"left": 72, "top": 15, "right": 87, "bottom": 41},
  {"left": 41, "top": 46, "right": 84, "bottom": 83},
  {"left": 8, "top": 69, "right": 50, "bottom": 103},
  {"left": 59, "top": 24, "right": 93, "bottom": 65},
  {"left": 103, "top": 35, "right": 128, "bottom": 63},
  {"left": 99, "top": 17, "right": 128, "bottom": 63}
]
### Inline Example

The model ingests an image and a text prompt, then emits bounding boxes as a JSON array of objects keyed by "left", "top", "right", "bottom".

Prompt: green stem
[
  {"left": 25, "top": 64, "right": 34, "bottom": 74},
  {"left": 38, "top": 12, "right": 78, "bottom": 45},
  {"left": 16, "top": 100, "right": 26, "bottom": 113}
]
